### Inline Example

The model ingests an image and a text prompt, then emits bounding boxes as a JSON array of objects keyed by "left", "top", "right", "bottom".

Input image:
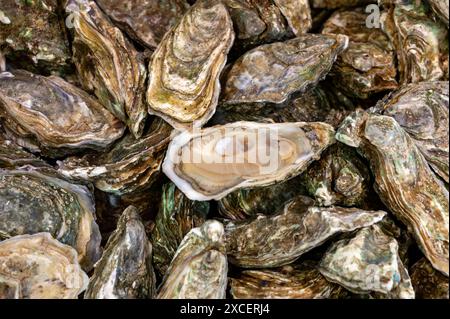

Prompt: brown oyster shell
[
  {"left": 272, "top": 0, "right": 312, "bottom": 35},
  {"left": 311, "top": 0, "right": 373, "bottom": 8},
  {"left": 429, "top": 0, "right": 449, "bottom": 26},
  {"left": 410, "top": 258, "right": 449, "bottom": 299}
]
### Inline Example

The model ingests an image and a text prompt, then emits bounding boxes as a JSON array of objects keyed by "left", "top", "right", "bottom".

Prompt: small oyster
[
  {"left": 58, "top": 118, "right": 172, "bottom": 195},
  {"left": 157, "top": 220, "right": 228, "bottom": 299},
  {"left": 225, "top": 196, "right": 386, "bottom": 268},
  {"left": 0, "top": 169, "right": 102, "bottom": 271},
  {"left": 85, "top": 206, "right": 156, "bottom": 299},
  {"left": 67, "top": 0, "right": 148, "bottom": 138},
  {"left": 163, "top": 121, "right": 335, "bottom": 201},
  {"left": 319, "top": 225, "right": 415, "bottom": 298},
  {"left": 0, "top": 233, "right": 88, "bottom": 299},
  {"left": 410, "top": 258, "right": 449, "bottom": 299},
  {"left": 272, "top": 0, "right": 312, "bottom": 35},
  {"left": 311, "top": 0, "right": 373, "bottom": 8},
  {"left": 429, "top": 0, "right": 449, "bottom": 25},
  {"left": 146, "top": 0, "right": 234, "bottom": 130},
  {"left": 151, "top": 183, "right": 209, "bottom": 276},
  {"left": 222, "top": 34, "right": 348, "bottom": 106},
  {"left": 96, "top": 0, "right": 189, "bottom": 49},
  {"left": 0, "top": 70, "right": 125, "bottom": 157},
  {"left": 336, "top": 111, "right": 449, "bottom": 275}
]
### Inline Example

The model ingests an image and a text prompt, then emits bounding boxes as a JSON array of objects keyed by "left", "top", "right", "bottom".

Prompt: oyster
[
  {"left": 146, "top": 0, "right": 234, "bottom": 130},
  {"left": 67, "top": 0, "right": 148, "bottom": 138},
  {"left": 0, "top": 137, "right": 51, "bottom": 170},
  {"left": 151, "top": 183, "right": 209, "bottom": 276},
  {"left": 225, "top": 196, "right": 386, "bottom": 268},
  {"left": 222, "top": 34, "right": 349, "bottom": 106},
  {"left": 429, "top": 0, "right": 449, "bottom": 26},
  {"left": 311, "top": 0, "right": 373, "bottom": 8},
  {"left": 0, "top": 70, "right": 125, "bottom": 157},
  {"left": 0, "top": 169, "right": 102, "bottom": 271},
  {"left": 163, "top": 121, "right": 335, "bottom": 201},
  {"left": 96, "top": 0, "right": 189, "bottom": 49},
  {"left": 272, "top": 0, "right": 312, "bottom": 36},
  {"left": 58, "top": 118, "right": 172, "bottom": 195},
  {"left": 0, "top": 233, "right": 88, "bottom": 299},
  {"left": 318, "top": 225, "right": 415, "bottom": 298},
  {"left": 157, "top": 220, "right": 227, "bottom": 299},
  {"left": 410, "top": 258, "right": 449, "bottom": 299},
  {"left": 85, "top": 206, "right": 156, "bottom": 299},
  {"left": 336, "top": 111, "right": 449, "bottom": 275}
]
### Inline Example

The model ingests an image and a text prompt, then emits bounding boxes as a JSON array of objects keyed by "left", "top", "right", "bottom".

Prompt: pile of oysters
[{"left": 0, "top": 0, "right": 448, "bottom": 299}]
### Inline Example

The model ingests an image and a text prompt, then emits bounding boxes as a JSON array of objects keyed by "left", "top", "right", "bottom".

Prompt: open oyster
[
  {"left": 336, "top": 111, "right": 449, "bottom": 276},
  {"left": 163, "top": 121, "right": 335, "bottom": 201},
  {"left": 0, "top": 70, "right": 125, "bottom": 157},
  {"left": 151, "top": 183, "right": 209, "bottom": 277},
  {"left": 67, "top": 0, "right": 148, "bottom": 138},
  {"left": 157, "top": 220, "right": 227, "bottom": 299},
  {"left": 85, "top": 206, "right": 156, "bottom": 299},
  {"left": 96, "top": 0, "right": 189, "bottom": 49},
  {"left": 0, "top": 233, "right": 89, "bottom": 299},
  {"left": 146, "top": 0, "right": 234, "bottom": 130},
  {"left": 410, "top": 258, "right": 449, "bottom": 299},
  {"left": 0, "top": 169, "right": 102, "bottom": 271},
  {"left": 222, "top": 34, "right": 348, "bottom": 107},
  {"left": 225, "top": 196, "right": 386, "bottom": 268}
]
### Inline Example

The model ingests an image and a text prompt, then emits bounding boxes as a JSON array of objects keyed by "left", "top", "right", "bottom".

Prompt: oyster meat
[{"left": 410, "top": 258, "right": 449, "bottom": 299}]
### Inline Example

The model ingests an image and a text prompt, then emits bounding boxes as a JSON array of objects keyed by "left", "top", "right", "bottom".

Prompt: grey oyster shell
[
  {"left": 0, "top": 70, "right": 125, "bottom": 157},
  {"left": 225, "top": 196, "right": 387, "bottom": 268},
  {"left": 85, "top": 206, "right": 156, "bottom": 299},
  {"left": 146, "top": 0, "right": 235, "bottom": 130},
  {"left": 336, "top": 111, "right": 449, "bottom": 276},
  {"left": 0, "top": 233, "right": 89, "bottom": 299},
  {"left": 66, "top": 0, "right": 148, "bottom": 138},
  {"left": 0, "top": 137, "right": 51, "bottom": 170},
  {"left": 162, "top": 121, "right": 335, "bottom": 201},
  {"left": 157, "top": 220, "right": 228, "bottom": 299},
  {"left": 0, "top": 169, "right": 102, "bottom": 271},
  {"left": 318, "top": 224, "right": 415, "bottom": 298},
  {"left": 410, "top": 258, "right": 449, "bottom": 299},
  {"left": 151, "top": 183, "right": 209, "bottom": 277}
]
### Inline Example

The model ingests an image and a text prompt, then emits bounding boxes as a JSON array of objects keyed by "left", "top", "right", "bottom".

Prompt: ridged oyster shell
[
  {"left": 410, "top": 258, "right": 449, "bottom": 299},
  {"left": 311, "top": 0, "right": 373, "bottom": 8}
]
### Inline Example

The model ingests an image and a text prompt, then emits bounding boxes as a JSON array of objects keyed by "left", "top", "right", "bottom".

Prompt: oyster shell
[
  {"left": 67, "top": 0, "right": 148, "bottom": 138},
  {"left": 0, "top": 70, "right": 125, "bottom": 157},
  {"left": 96, "top": 0, "right": 189, "bottom": 49},
  {"left": 429, "top": 0, "right": 449, "bottom": 26},
  {"left": 222, "top": 34, "right": 349, "bottom": 106},
  {"left": 410, "top": 258, "right": 449, "bottom": 299},
  {"left": 0, "top": 169, "right": 102, "bottom": 271},
  {"left": 225, "top": 196, "right": 387, "bottom": 268},
  {"left": 336, "top": 111, "right": 449, "bottom": 276},
  {"left": 0, "top": 233, "right": 89, "bottom": 299},
  {"left": 318, "top": 225, "right": 415, "bottom": 298},
  {"left": 146, "top": 0, "right": 234, "bottom": 130},
  {"left": 151, "top": 183, "right": 209, "bottom": 276},
  {"left": 163, "top": 121, "right": 335, "bottom": 201},
  {"left": 0, "top": 137, "right": 51, "bottom": 170},
  {"left": 272, "top": 0, "right": 312, "bottom": 35},
  {"left": 311, "top": 0, "right": 373, "bottom": 8},
  {"left": 157, "top": 220, "right": 228, "bottom": 299},
  {"left": 85, "top": 206, "right": 156, "bottom": 299}
]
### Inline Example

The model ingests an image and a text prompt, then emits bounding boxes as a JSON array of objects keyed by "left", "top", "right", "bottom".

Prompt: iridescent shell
[{"left": 410, "top": 258, "right": 449, "bottom": 299}]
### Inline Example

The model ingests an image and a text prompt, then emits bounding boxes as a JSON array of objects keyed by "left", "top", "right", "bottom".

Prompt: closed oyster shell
[
  {"left": 429, "top": 0, "right": 449, "bottom": 25},
  {"left": 151, "top": 183, "right": 209, "bottom": 277},
  {"left": 0, "top": 169, "right": 102, "bottom": 271},
  {"left": 319, "top": 225, "right": 415, "bottom": 298},
  {"left": 96, "top": 0, "right": 189, "bottom": 49},
  {"left": 67, "top": 0, "right": 148, "bottom": 138},
  {"left": 163, "top": 121, "right": 335, "bottom": 201},
  {"left": 336, "top": 111, "right": 449, "bottom": 276},
  {"left": 222, "top": 34, "right": 349, "bottom": 106},
  {"left": 0, "top": 70, "right": 125, "bottom": 157},
  {"left": 311, "top": 0, "right": 373, "bottom": 8},
  {"left": 0, "top": 138, "right": 51, "bottom": 170},
  {"left": 157, "top": 220, "right": 228, "bottom": 299},
  {"left": 146, "top": 0, "right": 234, "bottom": 130},
  {"left": 225, "top": 196, "right": 386, "bottom": 268},
  {"left": 85, "top": 206, "right": 156, "bottom": 299},
  {"left": 272, "top": 0, "right": 312, "bottom": 35},
  {"left": 410, "top": 258, "right": 449, "bottom": 299},
  {"left": 0, "top": 233, "right": 88, "bottom": 299}
]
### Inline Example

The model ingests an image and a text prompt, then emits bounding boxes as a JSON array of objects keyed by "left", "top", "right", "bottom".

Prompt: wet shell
[
  {"left": 0, "top": 233, "right": 89, "bottom": 299},
  {"left": 410, "top": 258, "right": 449, "bottom": 299}
]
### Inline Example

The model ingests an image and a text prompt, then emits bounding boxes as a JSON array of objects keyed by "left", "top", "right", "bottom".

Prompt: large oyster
[
  {"left": 96, "top": 0, "right": 189, "bottom": 49},
  {"left": 151, "top": 183, "right": 209, "bottom": 277},
  {"left": 225, "top": 196, "right": 386, "bottom": 268},
  {"left": 222, "top": 34, "right": 348, "bottom": 106},
  {"left": 66, "top": 0, "right": 148, "bottom": 138},
  {"left": 0, "top": 70, "right": 124, "bottom": 157},
  {"left": 58, "top": 118, "right": 172, "bottom": 195},
  {"left": 410, "top": 258, "right": 449, "bottom": 299},
  {"left": 0, "top": 233, "right": 88, "bottom": 299},
  {"left": 146, "top": 0, "right": 234, "bottom": 130},
  {"left": 85, "top": 206, "right": 156, "bottom": 299},
  {"left": 0, "top": 169, "right": 102, "bottom": 271},
  {"left": 336, "top": 111, "right": 449, "bottom": 275},
  {"left": 163, "top": 121, "right": 335, "bottom": 201},
  {"left": 157, "top": 220, "right": 227, "bottom": 299}
]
